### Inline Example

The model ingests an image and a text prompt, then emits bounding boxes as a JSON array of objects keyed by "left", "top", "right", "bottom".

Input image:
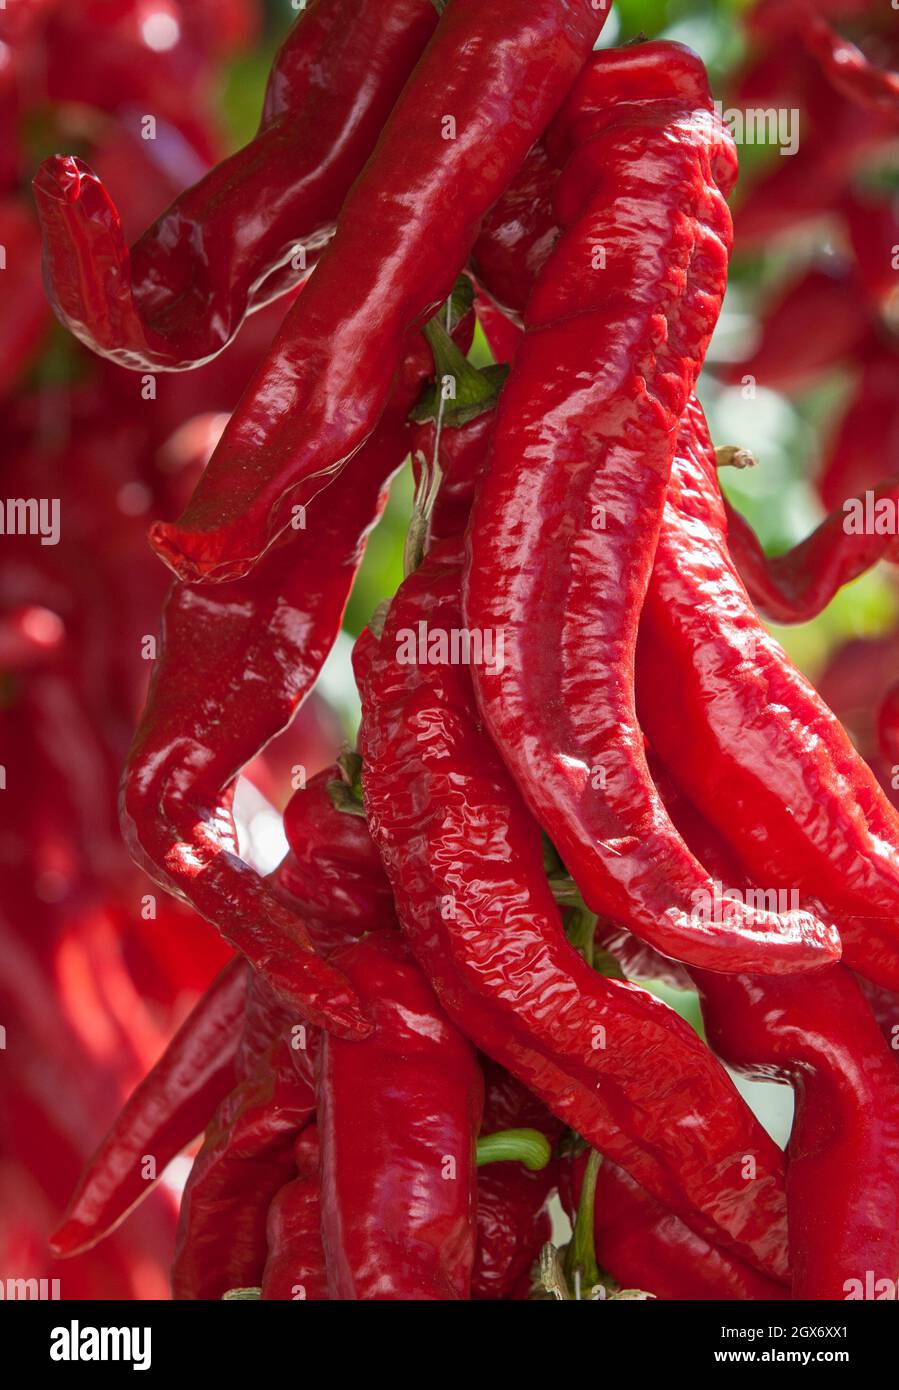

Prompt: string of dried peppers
[{"left": 11, "top": 0, "right": 899, "bottom": 1305}]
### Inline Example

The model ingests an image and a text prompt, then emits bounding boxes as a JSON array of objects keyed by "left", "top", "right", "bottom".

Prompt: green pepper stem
[
  {"left": 564, "top": 1148, "right": 602, "bottom": 1294},
  {"left": 476, "top": 1127, "right": 553, "bottom": 1171}
]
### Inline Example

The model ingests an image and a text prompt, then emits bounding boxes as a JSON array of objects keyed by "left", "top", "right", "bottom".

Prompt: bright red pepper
[
  {"left": 148, "top": 0, "right": 611, "bottom": 582},
  {"left": 33, "top": 0, "right": 437, "bottom": 369},
  {"left": 818, "top": 347, "right": 899, "bottom": 509},
  {"left": 358, "top": 538, "right": 790, "bottom": 1283},
  {"left": 465, "top": 41, "right": 836, "bottom": 975},
  {"left": 636, "top": 396, "right": 899, "bottom": 992},
  {"left": 318, "top": 930, "right": 483, "bottom": 1300}
]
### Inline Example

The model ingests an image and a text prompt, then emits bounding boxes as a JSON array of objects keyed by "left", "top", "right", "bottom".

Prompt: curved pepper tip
[{"left": 48, "top": 1219, "right": 93, "bottom": 1259}]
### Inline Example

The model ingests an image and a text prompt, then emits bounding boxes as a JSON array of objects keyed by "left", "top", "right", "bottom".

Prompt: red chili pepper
[
  {"left": 33, "top": 0, "right": 437, "bottom": 370},
  {"left": 470, "top": 142, "right": 560, "bottom": 317},
  {"left": 561, "top": 1153, "right": 789, "bottom": 1302},
  {"left": 49, "top": 956, "right": 248, "bottom": 1259},
  {"left": 651, "top": 769, "right": 899, "bottom": 1301},
  {"left": 636, "top": 395, "right": 899, "bottom": 991},
  {"left": 318, "top": 930, "right": 483, "bottom": 1300},
  {"left": 473, "top": 1064, "right": 560, "bottom": 1301},
  {"left": 818, "top": 347, "right": 899, "bottom": 509},
  {"left": 171, "top": 1035, "right": 315, "bottom": 1300},
  {"left": 148, "top": 0, "right": 611, "bottom": 582},
  {"left": 119, "top": 398, "right": 416, "bottom": 1036},
  {"left": 358, "top": 539, "right": 790, "bottom": 1283},
  {"left": 466, "top": 41, "right": 837, "bottom": 975},
  {"left": 723, "top": 470, "right": 899, "bottom": 623},
  {"left": 260, "top": 1125, "right": 328, "bottom": 1302}
]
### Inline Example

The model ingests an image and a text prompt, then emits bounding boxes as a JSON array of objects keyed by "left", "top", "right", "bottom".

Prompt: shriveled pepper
[
  {"left": 318, "top": 930, "right": 483, "bottom": 1300},
  {"left": 465, "top": 41, "right": 837, "bottom": 975},
  {"left": 148, "top": 0, "right": 611, "bottom": 581},
  {"left": 120, "top": 397, "right": 414, "bottom": 1036},
  {"left": 33, "top": 0, "right": 437, "bottom": 370},
  {"left": 358, "top": 539, "right": 790, "bottom": 1283},
  {"left": 636, "top": 395, "right": 899, "bottom": 992}
]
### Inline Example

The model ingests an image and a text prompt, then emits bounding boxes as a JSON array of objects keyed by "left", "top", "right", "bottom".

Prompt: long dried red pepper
[
  {"left": 358, "top": 539, "right": 790, "bottom": 1282},
  {"left": 33, "top": 0, "right": 436, "bottom": 370},
  {"left": 148, "top": 0, "right": 610, "bottom": 582},
  {"left": 120, "top": 400, "right": 412, "bottom": 1036},
  {"left": 636, "top": 396, "right": 899, "bottom": 992},
  {"left": 318, "top": 930, "right": 482, "bottom": 1300},
  {"left": 465, "top": 41, "right": 837, "bottom": 975}
]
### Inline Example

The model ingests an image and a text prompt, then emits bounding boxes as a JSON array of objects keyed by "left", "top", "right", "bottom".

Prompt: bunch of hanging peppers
[{"left": 8, "top": 0, "right": 899, "bottom": 1301}]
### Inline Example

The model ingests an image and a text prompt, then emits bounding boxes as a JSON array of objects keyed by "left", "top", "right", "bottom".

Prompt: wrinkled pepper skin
[
  {"left": 465, "top": 43, "right": 836, "bottom": 975},
  {"left": 637, "top": 397, "right": 899, "bottom": 993},
  {"left": 359, "top": 540, "right": 790, "bottom": 1283},
  {"left": 724, "top": 472, "right": 899, "bottom": 624},
  {"left": 318, "top": 931, "right": 483, "bottom": 1300},
  {"left": 261, "top": 1126, "right": 328, "bottom": 1302},
  {"left": 33, "top": 0, "right": 437, "bottom": 370},
  {"left": 561, "top": 1154, "right": 789, "bottom": 1302},
  {"left": 171, "top": 1037, "right": 315, "bottom": 1300},
  {"left": 149, "top": 0, "right": 611, "bottom": 581},
  {"left": 50, "top": 957, "right": 248, "bottom": 1258},
  {"left": 120, "top": 404, "right": 412, "bottom": 1037}
]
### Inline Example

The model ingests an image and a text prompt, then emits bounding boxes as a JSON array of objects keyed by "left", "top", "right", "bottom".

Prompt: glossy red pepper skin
[
  {"left": 636, "top": 397, "right": 899, "bottom": 992},
  {"left": 724, "top": 471, "right": 899, "bottom": 623},
  {"left": 469, "top": 142, "right": 560, "bottom": 317},
  {"left": 359, "top": 540, "right": 789, "bottom": 1283},
  {"left": 466, "top": 43, "right": 836, "bottom": 975},
  {"left": 171, "top": 1036, "right": 315, "bottom": 1300},
  {"left": 561, "top": 1154, "right": 789, "bottom": 1302},
  {"left": 149, "top": 0, "right": 611, "bottom": 582},
  {"left": 33, "top": 0, "right": 437, "bottom": 370},
  {"left": 120, "top": 401, "right": 414, "bottom": 1037},
  {"left": 50, "top": 957, "right": 248, "bottom": 1258},
  {"left": 473, "top": 1064, "right": 561, "bottom": 1301},
  {"left": 261, "top": 1126, "right": 328, "bottom": 1302},
  {"left": 318, "top": 931, "right": 483, "bottom": 1300}
]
